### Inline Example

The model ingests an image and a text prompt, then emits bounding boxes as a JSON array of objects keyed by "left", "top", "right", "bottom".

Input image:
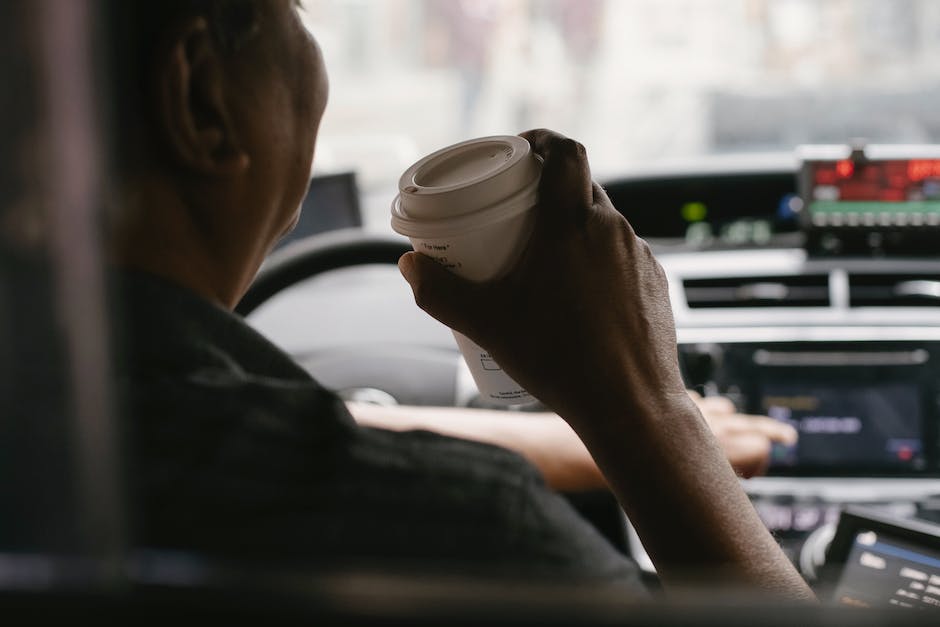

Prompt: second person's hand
[{"left": 688, "top": 391, "right": 797, "bottom": 479}]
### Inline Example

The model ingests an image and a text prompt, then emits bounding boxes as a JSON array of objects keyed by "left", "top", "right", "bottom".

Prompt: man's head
[{"left": 106, "top": 0, "right": 328, "bottom": 307}]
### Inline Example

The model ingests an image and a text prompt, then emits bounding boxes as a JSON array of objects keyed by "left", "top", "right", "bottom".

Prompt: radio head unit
[
  {"left": 799, "top": 144, "right": 940, "bottom": 257},
  {"left": 761, "top": 380, "right": 925, "bottom": 473},
  {"left": 683, "top": 342, "right": 940, "bottom": 477}
]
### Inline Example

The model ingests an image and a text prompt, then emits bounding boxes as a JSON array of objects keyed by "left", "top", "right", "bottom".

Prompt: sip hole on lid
[
  {"left": 396, "top": 135, "right": 539, "bottom": 219},
  {"left": 412, "top": 143, "right": 517, "bottom": 190}
]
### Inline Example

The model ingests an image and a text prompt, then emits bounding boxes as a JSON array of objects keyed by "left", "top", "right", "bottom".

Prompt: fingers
[
  {"left": 725, "top": 433, "right": 773, "bottom": 479},
  {"left": 519, "top": 129, "right": 593, "bottom": 228},
  {"left": 695, "top": 394, "right": 738, "bottom": 416},
  {"left": 745, "top": 415, "right": 798, "bottom": 446},
  {"left": 701, "top": 401, "right": 798, "bottom": 477},
  {"left": 712, "top": 412, "right": 798, "bottom": 445},
  {"left": 591, "top": 181, "right": 612, "bottom": 206},
  {"left": 693, "top": 393, "right": 798, "bottom": 446},
  {"left": 398, "top": 251, "right": 488, "bottom": 338}
]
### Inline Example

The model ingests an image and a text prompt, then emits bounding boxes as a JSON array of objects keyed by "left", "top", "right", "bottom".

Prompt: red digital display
[
  {"left": 835, "top": 159, "right": 854, "bottom": 178},
  {"left": 907, "top": 159, "right": 940, "bottom": 182},
  {"left": 803, "top": 154, "right": 940, "bottom": 250},
  {"left": 811, "top": 158, "right": 940, "bottom": 203}
]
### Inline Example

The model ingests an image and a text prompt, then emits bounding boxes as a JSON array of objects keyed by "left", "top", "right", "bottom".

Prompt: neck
[{"left": 110, "top": 180, "right": 260, "bottom": 311}]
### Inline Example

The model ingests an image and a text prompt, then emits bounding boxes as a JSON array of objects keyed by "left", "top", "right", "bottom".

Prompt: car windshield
[
  {"left": 8, "top": 0, "right": 940, "bottom": 619},
  {"left": 299, "top": 0, "right": 940, "bottom": 227}
]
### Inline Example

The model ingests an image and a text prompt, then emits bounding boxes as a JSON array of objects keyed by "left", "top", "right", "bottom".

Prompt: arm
[
  {"left": 346, "top": 401, "right": 604, "bottom": 492},
  {"left": 396, "top": 129, "right": 813, "bottom": 600},
  {"left": 690, "top": 391, "right": 797, "bottom": 478},
  {"left": 347, "top": 393, "right": 796, "bottom": 491}
]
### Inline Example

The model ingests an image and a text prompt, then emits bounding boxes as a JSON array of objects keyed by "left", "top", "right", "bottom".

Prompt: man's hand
[
  {"left": 398, "top": 129, "right": 814, "bottom": 599},
  {"left": 398, "top": 129, "right": 688, "bottom": 424}
]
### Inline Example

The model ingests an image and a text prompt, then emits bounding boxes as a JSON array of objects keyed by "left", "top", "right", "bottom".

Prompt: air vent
[
  {"left": 683, "top": 274, "right": 830, "bottom": 309},
  {"left": 849, "top": 274, "right": 940, "bottom": 307}
]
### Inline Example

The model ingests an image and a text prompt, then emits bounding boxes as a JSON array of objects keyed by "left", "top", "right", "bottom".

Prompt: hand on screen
[{"left": 688, "top": 391, "right": 798, "bottom": 478}]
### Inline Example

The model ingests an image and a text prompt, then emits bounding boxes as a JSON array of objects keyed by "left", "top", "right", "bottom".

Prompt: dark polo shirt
[{"left": 113, "top": 271, "right": 641, "bottom": 587}]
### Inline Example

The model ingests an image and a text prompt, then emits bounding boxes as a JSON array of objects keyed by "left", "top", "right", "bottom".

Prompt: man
[{"left": 107, "top": 0, "right": 811, "bottom": 598}]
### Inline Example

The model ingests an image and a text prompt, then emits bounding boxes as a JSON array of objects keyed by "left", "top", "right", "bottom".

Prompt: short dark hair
[{"left": 100, "top": 0, "right": 262, "bottom": 169}]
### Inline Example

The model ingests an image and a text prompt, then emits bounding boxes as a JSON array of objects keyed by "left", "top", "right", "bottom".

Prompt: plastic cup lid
[
  {"left": 390, "top": 174, "right": 540, "bottom": 239},
  {"left": 396, "top": 135, "right": 541, "bottom": 220}
]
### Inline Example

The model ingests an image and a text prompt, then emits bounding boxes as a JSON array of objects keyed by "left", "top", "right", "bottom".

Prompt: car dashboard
[
  {"left": 605, "top": 149, "right": 940, "bottom": 582},
  {"left": 627, "top": 246, "right": 940, "bottom": 578}
]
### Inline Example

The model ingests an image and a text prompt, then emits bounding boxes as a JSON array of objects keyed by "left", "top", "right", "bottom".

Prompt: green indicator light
[{"left": 681, "top": 202, "right": 708, "bottom": 223}]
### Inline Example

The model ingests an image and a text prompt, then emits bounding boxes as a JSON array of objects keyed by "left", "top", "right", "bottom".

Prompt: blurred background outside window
[{"left": 299, "top": 0, "right": 940, "bottom": 227}]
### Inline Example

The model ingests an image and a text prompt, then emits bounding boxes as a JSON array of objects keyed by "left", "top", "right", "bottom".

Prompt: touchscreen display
[
  {"left": 805, "top": 158, "right": 940, "bottom": 227},
  {"left": 833, "top": 529, "right": 940, "bottom": 610},
  {"left": 762, "top": 383, "right": 924, "bottom": 470}
]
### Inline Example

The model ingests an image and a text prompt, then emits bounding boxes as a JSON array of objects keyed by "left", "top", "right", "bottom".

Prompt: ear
[{"left": 153, "top": 18, "right": 250, "bottom": 176}]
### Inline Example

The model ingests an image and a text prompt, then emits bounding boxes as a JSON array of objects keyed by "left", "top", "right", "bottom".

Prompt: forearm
[
  {"left": 566, "top": 390, "right": 814, "bottom": 600},
  {"left": 346, "top": 401, "right": 604, "bottom": 492},
  {"left": 397, "top": 129, "right": 812, "bottom": 598}
]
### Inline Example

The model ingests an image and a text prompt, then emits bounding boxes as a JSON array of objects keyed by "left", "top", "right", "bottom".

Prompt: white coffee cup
[{"left": 391, "top": 135, "right": 542, "bottom": 405}]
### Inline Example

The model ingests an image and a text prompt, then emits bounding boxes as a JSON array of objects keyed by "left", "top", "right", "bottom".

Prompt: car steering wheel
[
  {"left": 236, "top": 228, "right": 413, "bottom": 317},
  {"left": 238, "top": 227, "right": 475, "bottom": 407}
]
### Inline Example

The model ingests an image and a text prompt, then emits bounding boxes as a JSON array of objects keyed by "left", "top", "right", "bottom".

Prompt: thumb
[{"left": 398, "top": 252, "right": 490, "bottom": 338}]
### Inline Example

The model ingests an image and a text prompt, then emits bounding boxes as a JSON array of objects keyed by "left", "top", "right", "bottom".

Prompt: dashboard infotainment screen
[{"left": 762, "top": 383, "right": 925, "bottom": 471}]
